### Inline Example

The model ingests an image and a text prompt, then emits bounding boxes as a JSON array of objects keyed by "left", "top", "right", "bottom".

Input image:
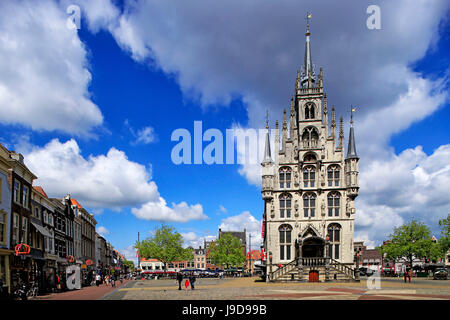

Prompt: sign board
[{"left": 81, "top": 264, "right": 87, "bottom": 269}]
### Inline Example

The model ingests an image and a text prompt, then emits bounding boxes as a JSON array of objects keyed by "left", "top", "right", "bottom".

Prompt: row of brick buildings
[{"left": 0, "top": 143, "right": 125, "bottom": 295}]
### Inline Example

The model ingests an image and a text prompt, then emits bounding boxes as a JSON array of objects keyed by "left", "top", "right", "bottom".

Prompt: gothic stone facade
[{"left": 261, "top": 24, "right": 359, "bottom": 271}]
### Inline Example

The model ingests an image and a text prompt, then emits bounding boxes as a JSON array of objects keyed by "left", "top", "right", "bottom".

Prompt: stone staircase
[{"left": 270, "top": 257, "right": 359, "bottom": 282}]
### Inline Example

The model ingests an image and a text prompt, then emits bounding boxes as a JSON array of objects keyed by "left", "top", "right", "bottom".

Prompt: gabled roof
[
  {"left": 71, "top": 198, "right": 83, "bottom": 209},
  {"left": 33, "top": 186, "right": 48, "bottom": 198}
]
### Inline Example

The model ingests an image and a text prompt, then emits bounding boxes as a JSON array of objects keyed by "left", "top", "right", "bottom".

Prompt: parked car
[{"left": 433, "top": 268, "right": 448, "bottom": 280}]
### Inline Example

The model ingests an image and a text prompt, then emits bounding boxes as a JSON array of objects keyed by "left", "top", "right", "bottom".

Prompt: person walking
[
  {"left": 176, "top": 272, "right": 183, "bottom": 290},
  {"left": 95, "top": 273, "right": 101, "bottom": 287},
  {"left": 189, "top": 272, "right": 196, "bottom": 290},
  {"left": 111, "top": 274, "right": 116, "bottom": 287}
]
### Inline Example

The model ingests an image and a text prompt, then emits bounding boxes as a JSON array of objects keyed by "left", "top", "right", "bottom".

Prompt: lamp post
[
  {"left": 325, "top": 235, "right": 330, "bottom": 282},
  {"left": 268, "top": 252, "right": 273, "bottom": 282},
  {"left": 355, "top": 252, "right": 360, "bottom": 281}
]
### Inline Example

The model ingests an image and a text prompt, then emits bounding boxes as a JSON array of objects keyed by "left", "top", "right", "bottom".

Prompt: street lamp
[{"left": 268, "top": 252, "right": 273, "bottom": 282}]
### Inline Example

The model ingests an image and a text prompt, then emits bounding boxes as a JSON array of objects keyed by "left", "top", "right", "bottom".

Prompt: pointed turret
[
  {"left": 301, "top": 14, "right": 315, "bottom": 87},
  {"left": 346, "top": 112, "right": 358, "bottom": 159},
  {"left": 262, "top": 120, "right": 273, "bottom": 164}
]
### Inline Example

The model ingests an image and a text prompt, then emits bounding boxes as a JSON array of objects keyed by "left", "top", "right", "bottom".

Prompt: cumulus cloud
[
  {"left": 131, "top": 198, "right": 208, "bottom": 223},
  {"left": 181, "top": 232, "right": 216, "bottom": 249},
  {"left": 125, "top": 120, "right": 158, "bottom": 145},
  {"left": 0, "top": 0, "right": 103, "bottom": 136},
  {"left": 20, "top": 138, "right": 208, "bottom": 223}
]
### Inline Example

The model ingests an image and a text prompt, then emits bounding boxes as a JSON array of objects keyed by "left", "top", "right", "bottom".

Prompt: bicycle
[{"left": 26, "top": 281, "right": 39, "bottom": 298}]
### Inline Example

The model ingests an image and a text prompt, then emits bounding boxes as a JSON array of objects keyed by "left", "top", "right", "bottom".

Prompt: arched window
[
  {"left": 303, "top": 166, "right": 315, "bottom": 188},
  {"left": 279, "top": 167, "right": 292, "bottom": 189},
  {"left": 301, "top": 127, "right": 319, "bottom": 148},
  {"left": 279, "top": 194, "right": 292, "bottom": 219},
  {"left": 279, "top": 224, "right": 292, "bottom": 261},
  {"left": 304, "top": 103, "right": 315, "bottom": 119},
  {"left": 327, "top": 224, "right": 341, "bottom": 260},
  {"left": 327, "top": 192, "right": 340, "bottom": 217},
  {"left": 303, "top": 193, "right": 316, "bottom": 218},
  {"left": 328, "top": 165, "right": 340, "bottom": 187}
]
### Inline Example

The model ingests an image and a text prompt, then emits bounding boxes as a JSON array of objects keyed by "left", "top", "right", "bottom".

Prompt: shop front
[
  {"left": 0, "top": 249, "right": 13, "bottom": 295},
  {"left": 44, "top": 255, "right": 57, "bottom": 293},
  {"left": 30, "top": 248, "right": 46, "bottom": 294},
  {"left": 56, "top": 257, "right": 68, "bottom": 291}
]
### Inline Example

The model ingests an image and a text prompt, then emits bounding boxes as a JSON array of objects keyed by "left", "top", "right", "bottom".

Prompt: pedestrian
[
  {"left": 176, "top": 272, "right": 183, "bottom": 290},
  {"left": 189, "top": 272, "right": 196, "bottom": 290},
  {"left": 111, "top": 274, "right": 116, "bottom": 287},
  {"left": 95, "top": 273, "right": 101, "bottom": 287}
]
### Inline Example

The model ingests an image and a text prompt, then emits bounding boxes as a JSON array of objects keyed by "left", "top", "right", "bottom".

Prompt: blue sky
[{"left": 0, "top": 0, "right": 449, "bottom": 263}]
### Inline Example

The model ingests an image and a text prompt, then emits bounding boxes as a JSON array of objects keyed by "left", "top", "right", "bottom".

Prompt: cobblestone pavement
[
  {"left": 103, "top": 277, "right": 450, "bottom": 300},
  {"left": 32, "top": 279, "right": 131, "bottom": 300}
]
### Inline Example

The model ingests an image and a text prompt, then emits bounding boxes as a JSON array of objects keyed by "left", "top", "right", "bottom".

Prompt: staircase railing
[
  {"left": 270, "top": 259, "right": 297, "bottom": 281},
  {"left": 329, "top": 258, "right": 357, "bottom": 280}
]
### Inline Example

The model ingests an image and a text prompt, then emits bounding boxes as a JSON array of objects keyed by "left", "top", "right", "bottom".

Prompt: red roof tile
[
  {"left": 33, "top": 186, "right": 48, "bottom": 198},
  {"left": 71, "top": 198, "right": 83, "bottom": 209}
]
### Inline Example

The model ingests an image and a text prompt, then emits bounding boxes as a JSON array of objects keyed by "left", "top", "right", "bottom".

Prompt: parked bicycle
[
  {"left": 26, "top": 281, "right": 39, "bottom": 298},
  {"left": 11, "top": 280, "right": 28, "bottom": 301}
]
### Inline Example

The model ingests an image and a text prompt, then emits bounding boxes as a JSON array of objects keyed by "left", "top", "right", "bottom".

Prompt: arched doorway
[{"left": 302, "top": 237, "right": 325, "bottom": 258}]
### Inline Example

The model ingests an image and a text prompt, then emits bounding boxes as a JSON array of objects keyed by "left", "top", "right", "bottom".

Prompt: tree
[
  {"left": 123, "top": 259, "right": 135, "bottom": 272},
  {"left": 438, "top": 214, "right": 450, "bottom": 252},
  {"left": 379, "top": 219, "right": 435, "bottom": 269},
  {"left": 208, "top": 233, "right": 246, "bottom": 270},
  {"left": 134, "top": 224, "right": 193, "bottom": 271}
]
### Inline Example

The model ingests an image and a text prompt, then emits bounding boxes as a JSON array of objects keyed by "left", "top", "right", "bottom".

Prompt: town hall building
[{"left": 261, "top": 17, "right": 360, "bottom": 282}]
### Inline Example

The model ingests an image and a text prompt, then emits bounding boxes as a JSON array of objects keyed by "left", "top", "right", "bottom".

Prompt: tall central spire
[{"left": 301, "top": 13, "right": 315, "bottom": 87}]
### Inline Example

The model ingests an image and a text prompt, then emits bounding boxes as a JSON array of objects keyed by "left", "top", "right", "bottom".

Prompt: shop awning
[{"left": 30, "top": 221, "right": 52, "bottom": 237}]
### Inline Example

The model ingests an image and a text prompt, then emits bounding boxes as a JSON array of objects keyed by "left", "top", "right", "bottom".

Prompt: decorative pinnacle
[
  {"left": 306, "top": 12, "right": 312, "bottom": 35},
  {"left": 331, "top": 106, "right": 336, "bottom": 126},
  {"left": 350, "top": 105, "right": 357, "bottom": 127},
  {"left": 323, "top": 93, "right": 328, "bottom": 113},
  {"left": 283, "top": 109, "right": 287, "bottom": 129},
  {"left": 265, "top": 109, "right": 269, "bottom": 129}
]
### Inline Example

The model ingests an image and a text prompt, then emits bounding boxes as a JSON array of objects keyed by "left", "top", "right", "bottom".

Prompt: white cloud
[
  {"left": 96, "top": 226, "right": 110, "bottom": 236},
  {"left": 181, "top": 232, "right": 216, "bottom": 249},
  {"left": 131, "top": 198, "right": 208, "bottom": 223},
  {"left": 20, "top": 138, "right": 207, "bottom": 223},
  {"left": 133, "top": 126, "right": 157, "bottom": 145},
  {"left": 119, "top": 245, "right": 138, "bottom": 266},
  {"left": 218, "top": 205, "right": 227, "bottom": 214},
  {"left": 0, "top": 0, "right": 103, "bottom": 136},
  {"left": 22, "top": 138, "right": 158, "bottom": 209}
]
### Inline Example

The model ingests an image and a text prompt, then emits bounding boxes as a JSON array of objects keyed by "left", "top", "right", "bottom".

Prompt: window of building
[
  {"left": 0, "top": 177, "right": 2, "bottom": 203},
  {"left": 304, "top": 103, "right": 316, "bottom": 119},
  {"left": 303, "top": 166, "right": 315, "bottom": 188},
  {"left": 327, "top": 224, "right": 341, "bottom": 260},
  {"left": 279, "top": 193, "right": 292, "bottom": 219},
  {"left": 179, "top": 263, "right": 185, "bottom": 268},
  {"left": 328, "top": 192, "right": 340, "bottom": 217},
  {"left": 303, "top": 193, "right": 316, "bottom": 218},
  {"left": 22, "top": 216, "right": 28, "bottom": 244},
  {"left": 279, "top": 224, "right": 292, "bottom": 261},
  {"left": 0, "top": 212, "right": 6, "bottom": 244},
  {"left": 328, "top": 165, "right": 340, "bottom": 187},
  {"left": 22, "top": 185, "right": 29, "bottom": 208},
  {"left": 279, "top": 167, "right": 292, "bottom": 188},
  {"left": 14, "top": 181, "right": 21, "bottom": 204},
  {"left": 49, "top": 214, "right": 53, "bottom": 226},
  {"left": 301, "top": 128, "right": 319, "bottom": 148},
  {"left": 34, "top": 206, "right": 40, "bottom": 219}
]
